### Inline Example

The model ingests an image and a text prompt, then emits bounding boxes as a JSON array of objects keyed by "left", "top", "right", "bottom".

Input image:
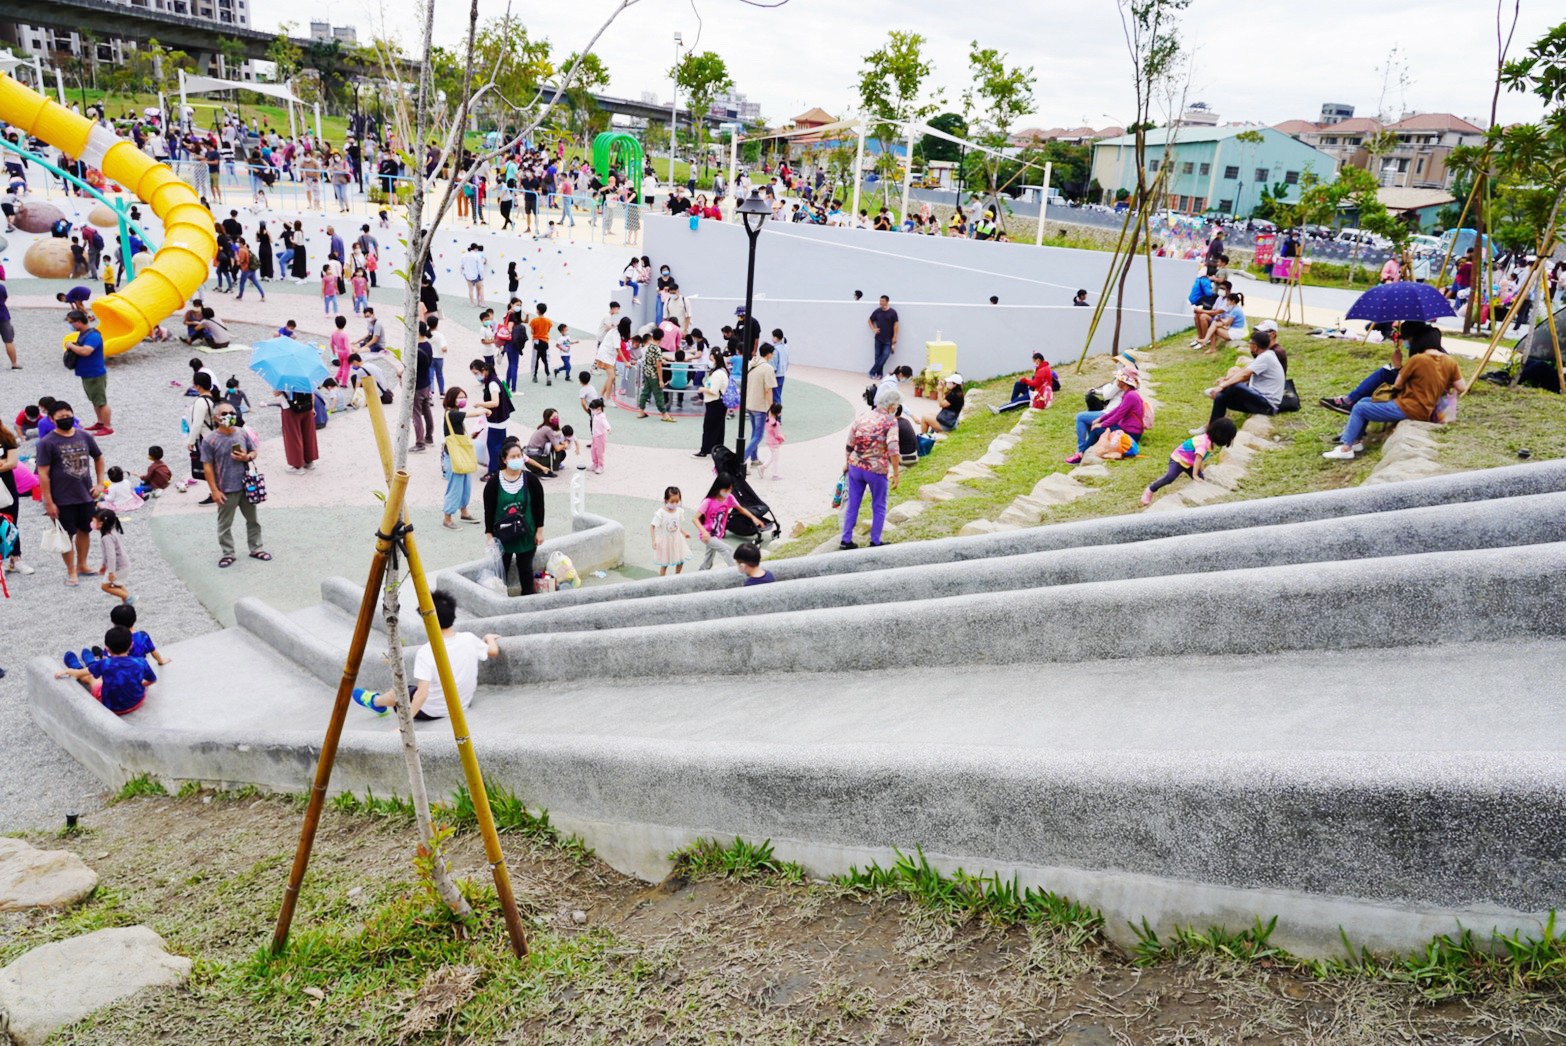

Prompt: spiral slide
[{"left": 0, "top": 73, "right": 216, "bottom": 356}]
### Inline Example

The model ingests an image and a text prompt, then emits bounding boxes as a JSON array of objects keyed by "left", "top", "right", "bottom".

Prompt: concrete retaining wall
[
  {"left": 434, "top": 459, "right": 1566, "bottom": 619},
  {"left": 487, "top": 543, "right": 1566, "bottom": 686},
  {"left": 435, "top": 493, "right": 1566, "bottom": 637}
]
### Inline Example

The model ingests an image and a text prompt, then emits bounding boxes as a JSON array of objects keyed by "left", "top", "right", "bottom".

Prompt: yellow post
[
  {"left": 360, "top": 378, "right": 529, "bottom": 958},
  {"left": 1463, "top": 250, "right": 1549, "bottom": 395}
]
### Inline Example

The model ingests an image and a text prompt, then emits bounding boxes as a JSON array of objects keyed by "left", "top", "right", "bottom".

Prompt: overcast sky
[{"left": 264, "top": 0, "right": 1554, "bottom": 129}]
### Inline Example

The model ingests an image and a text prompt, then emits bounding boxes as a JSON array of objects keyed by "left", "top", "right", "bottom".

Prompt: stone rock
[
  {"left": 13, "top": 201, "right": 64, "bottom": 235},
  {"left": 1219, "top": 443, "right": 1256, "bottom": 469},
  {"left": 944, "top": 461, "right": 994, "bottom": 481},
  {"left": 988, "top": 436, "right": 1020, "bottom": 453},
  {"left": 977, "top": 452, "right": 1008, "bottom": 467},
  {"left": 1177, "top": 480, "right": 1228, "bottom": 505},
  {"left": 918, "top": 482, "right": 972, "bottom": 503},
  {"left": 808, "top": 537, "right": 845, "bottom": 556},
  {"left": 1200, "top": 463, "right": 1245, "bottom": 491},
  {"left": 959, "top": 518, "right": 1018, "bottom": 536},
  {"left": 1363, "top": 457, "right": 1448, "bottom": 486},
  {"left": 22, "top": 239, "right": 73, "bottom": 279},
  {"left": 572, "top": 909, "right": 588, "bottom": 925},
  {"left": 0, "top": 839, "right": 98, "bottom": 912},
  {"left": 886, "top": 500, "right": 928, "bottom": 525},
  {"left": 0, "top": 926, "right": 191, "bottom": 1046},
  {"left": 87, "top": 203, "right": 119, "bottom": 228},
  {"left": 1240, "top": 415, "right": 1274, "bottom": 439},
  {"left": 1031, "top": 473, "right": 1088, "bottom": 503},
  {"left": 1068, "top": 464, "right": 1111, "bottom": 480},
  {"left": 1145, "top": 491, "right": 1189, "bottom": 512},
  {"left": 996, "top": 502, "right": 1045, "bottom": 527}
]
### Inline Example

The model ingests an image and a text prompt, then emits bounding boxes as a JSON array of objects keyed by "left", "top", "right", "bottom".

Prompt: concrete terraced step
[
  {"left": 433, "top": 459, "right": 1566, "bottom": 620},
  {"left": 25, "top": 638, "right": 1566, "bottom": 961}
]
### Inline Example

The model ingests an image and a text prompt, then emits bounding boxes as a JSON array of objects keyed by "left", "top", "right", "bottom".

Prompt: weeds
[
  {"left": 835, "top": 846, "right": 1104, "bottom": 940},
  {"left": 329, "top": 788, "right": 418, "bottom": 822},
  {"left": 669, "top": 837, "right": 806, "bottom": 883},
  {"left": 443, "top": 783, "right": 596, "bottom": 863},
  {"left": 112, "top": 773, "right": 168, "bottom": 802},
  {"left": 175, "top": 780, "right": 203, "bottom": 799},
  {"left": 1131, "top": 915, "right": 1284, "bottom": 966}
]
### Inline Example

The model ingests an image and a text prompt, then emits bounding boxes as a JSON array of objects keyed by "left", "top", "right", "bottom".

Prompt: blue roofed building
[{"left": 1090, "top": 126, "right": 1338, "bottom": 217}]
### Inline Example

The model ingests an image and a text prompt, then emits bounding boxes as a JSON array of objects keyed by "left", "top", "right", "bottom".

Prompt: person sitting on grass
[
  {"left": 352, "top": 591, "right": 502, "bottom": 721},
  {"left": 994, "top": 353, "right": 1055, "bottom": 414},
  {"left": 55, "top": 625, "right": 154, "bottom": 716},
  {"left": 1141, "top": 417, "right": 1236, "bottom": 506},
  {"left": 916, "top": 375, "right": 965, "bottom": 437},
  {"left": 1324, "top": 328, "right": 1466, "bottom": 461},
  {"left": 735, "top": 542, "right": 773, "bottom": 586},
  {"left": 1068, "top": 367, "right": 1145, "bottom": 464}
]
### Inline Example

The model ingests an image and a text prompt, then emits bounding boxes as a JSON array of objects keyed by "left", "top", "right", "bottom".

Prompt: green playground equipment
[{"left": 591, "top": 131, "right": 644, "bottom": 202}]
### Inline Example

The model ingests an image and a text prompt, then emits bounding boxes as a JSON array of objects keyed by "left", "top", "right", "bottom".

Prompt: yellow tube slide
[{"left": 0, "top": 73, "right": 215, "bottom": 356}]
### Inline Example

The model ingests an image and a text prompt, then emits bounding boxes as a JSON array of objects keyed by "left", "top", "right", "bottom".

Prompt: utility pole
[{"left": 669, "top": 32, "right": 682, "bottom": 185}]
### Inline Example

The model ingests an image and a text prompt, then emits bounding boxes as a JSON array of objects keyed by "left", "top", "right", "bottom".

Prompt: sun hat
[
  {"left": 1115, "top": 367, "right": 1140, "bottom": 389},
  {"left": 1254, "top": 319, "right": 1278, "bottom": 333},
  {"left": 946, "top": 373, "right": 964, "bottom": 385}
]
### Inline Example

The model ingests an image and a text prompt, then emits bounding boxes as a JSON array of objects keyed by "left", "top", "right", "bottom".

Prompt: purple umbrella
[{"left": 1345, "top": 281, "right": 1456, "bottom": 323}]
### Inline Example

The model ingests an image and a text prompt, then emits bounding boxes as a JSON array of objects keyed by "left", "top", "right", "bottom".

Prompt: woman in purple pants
[{"left": 839, "top": 388, "right": 902, "bottom": 551}]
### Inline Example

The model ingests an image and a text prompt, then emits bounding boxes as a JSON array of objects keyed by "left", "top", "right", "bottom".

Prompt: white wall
[{"left": 641, "top": 214, "right": 1196, "bottom": 381}]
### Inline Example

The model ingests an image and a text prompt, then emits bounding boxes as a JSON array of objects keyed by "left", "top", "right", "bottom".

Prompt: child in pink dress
[
  {"left": 762, "top": 403, "right": 785, "bottom": 479},
  {"left": 589, "top": 397, "right": 611, "bottom": 474}
]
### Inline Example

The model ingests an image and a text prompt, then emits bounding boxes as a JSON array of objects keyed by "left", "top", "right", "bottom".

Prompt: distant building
[
  {"left": 1272, "top": 109, "right": 1484, "bottom": 190},
  {"left": 1319, "top": 102, "right": 1355, "bottom": 125},
  {"left": 1091, "top": 125, "right": 1337, "bottom": 216},
  {"left": 1009, "top": 125, "right": 1123, "bottom": 148},
  {"left": 309, "top": 21, "right": 358, "bottom": 45},
  {"left": 707, "top": 88, "right": 760, "bottom": 123},
  {"left": 1175, "top": 102, "right": 1219, "bottom": 127},
  {"left": 2, "top": 0, "right": 254, "bottom": 80}
]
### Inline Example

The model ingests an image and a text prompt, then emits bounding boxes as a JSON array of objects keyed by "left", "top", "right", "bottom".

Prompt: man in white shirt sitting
[{"left": 352, "top": 592, "right": 501, "bottom": 721}]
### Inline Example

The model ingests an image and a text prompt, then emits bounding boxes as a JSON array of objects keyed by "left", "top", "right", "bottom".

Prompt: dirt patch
[{"left": 1, "top": 797, "right": 1560, "bottom": 1043}]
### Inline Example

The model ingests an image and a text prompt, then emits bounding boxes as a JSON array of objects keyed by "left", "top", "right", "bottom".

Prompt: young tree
[
  {"left": 267, "top": 24, "right": 304, "bottom": 85},
  {"left": 962, "top": 41, "right": 1036, "bottom": 216},
  {"left": 468, "top": 15, "right": 553, "bottom": 135},
  {"left": 856, "top": 31, "right": 940, "bottom": 204},
  {"left": 356, "top": 0, "right": 649, "bottom": 931},
  {"left": 672, "top": 51, "right": 732, "bottom": 179}
]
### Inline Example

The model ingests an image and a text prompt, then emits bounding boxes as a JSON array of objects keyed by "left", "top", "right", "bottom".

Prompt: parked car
[{"left": 1336, "top": 227, "right": 1392, "bottom": 250}]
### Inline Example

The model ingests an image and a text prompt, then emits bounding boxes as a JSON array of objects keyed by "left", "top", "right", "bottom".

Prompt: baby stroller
[{"left": 710, "top": 446, "right": 783, "bottom": 542}]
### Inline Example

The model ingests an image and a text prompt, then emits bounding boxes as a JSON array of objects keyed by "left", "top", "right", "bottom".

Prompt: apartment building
[
  {"left": 1273, "top": 106, "right": 1484, "bottom": 190},
  {"left": 2, "top": 0, "right": 254, "bottom": 80}
]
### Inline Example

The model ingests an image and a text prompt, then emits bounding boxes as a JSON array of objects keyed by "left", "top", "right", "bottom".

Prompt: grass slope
[{"left": 780, "top": 326, "right": 1564, "bottom": 554}]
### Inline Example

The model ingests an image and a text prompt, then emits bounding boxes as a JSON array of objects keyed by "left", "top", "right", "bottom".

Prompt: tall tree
[
  {"left": 671, "top": 51, "right": 732, "bottom": 172},
  {"left": 920, "top": 112, "right": 966, "bottom": 164},
  {"left": 468, "top": 15, "right": 553, "bottom": 136}
]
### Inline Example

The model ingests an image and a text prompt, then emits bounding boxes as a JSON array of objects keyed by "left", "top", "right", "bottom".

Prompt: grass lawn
[{"left": 778, "top": 326, "right": 1566, "bottom": 555}]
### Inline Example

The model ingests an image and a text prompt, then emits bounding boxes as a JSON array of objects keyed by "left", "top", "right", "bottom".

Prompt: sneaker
[
  {"left": 1319, "top": 397, "right": 1352, "bottom": 415},
  {"left": 351, "top": 688, "right": 388, "bottom": 716},
  {"left": 838, "top": 541, "right": 859, "bottom": 551},
  {"left": 1140, "top": 489, "right": 1154, "bottom": 507},
  {"left": 199, "top": 496, "right": 215, "bottom": 505},
  {"left": 63, "top": 651, "right": 83, "bottom": 671},
  {"left": 1322, "top": 445, "right": 1357, "bottom": 460},
  {"left": 86, "top": 424, "right": 114, "bottom": 436},
  {"left": 1065, "top": 453, "right": 1083, "bottom": 465},
  {"left": 1189, "top": 425, "right": 1208, "bottom": 436}
]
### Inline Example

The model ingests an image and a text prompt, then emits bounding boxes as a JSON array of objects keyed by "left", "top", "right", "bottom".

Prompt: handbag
[
  {"left": 243, "top": 463, "right": 267, "bottom": 504},
  {"left": 40, "top": 519, "right": 74, "bottom": 555},
  {"left": 1277, "top": 378, "right": 1301, "bottom": 413},
  {"left": 444, "top": 414, "right": 477, "bottom": 474}
]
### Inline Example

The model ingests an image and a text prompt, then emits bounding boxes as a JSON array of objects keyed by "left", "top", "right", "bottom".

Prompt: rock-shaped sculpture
[
  {"left": 87, "top": 203, "right": 119, "bottom": 228},
  {"left": 22, "top": 238, "right": 73, "bottom": 278},
  {"left": 12, "top": 200, "right": 64, "bottom": 235}
]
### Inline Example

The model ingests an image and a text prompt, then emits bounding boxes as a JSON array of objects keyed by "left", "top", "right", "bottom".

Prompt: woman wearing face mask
[
  {"left": 655, "top": 264, "right": 674, "bottom": 325},
  {"left": 483, "top": 437, "right": 546, "bottom": 596},
  {"left": 469, "top": 357, "right": 511, "bottom": 482},
  {"left": 441, "top": 387, "right": 487, "bottom": 529}
]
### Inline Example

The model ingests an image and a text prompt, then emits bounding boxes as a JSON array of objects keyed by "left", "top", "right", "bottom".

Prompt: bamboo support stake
[
  {"left": 1463, "top": 249, "right": 1548, "bottom": 394},
  {"left": 362, "top": 383, "right": 530, "bottom": 959},
  {"left": 1074, "top": 200, "right": 1139, "bottom": 372},
  {"left": 273, "top": 469, "right": 410, "bottom": 955}
]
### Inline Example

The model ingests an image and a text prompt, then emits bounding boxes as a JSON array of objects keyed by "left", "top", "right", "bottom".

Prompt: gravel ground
[{"left": 0, "top": 304, "right": 284, "bottom": 832}]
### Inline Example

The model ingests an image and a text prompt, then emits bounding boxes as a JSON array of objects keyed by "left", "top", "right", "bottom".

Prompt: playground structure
[
  {"left": 0, "top": 71, "right": 215, "bottom": 355},
  {"left": 591, "top": 131, "right": 644, "bottom": 203}
]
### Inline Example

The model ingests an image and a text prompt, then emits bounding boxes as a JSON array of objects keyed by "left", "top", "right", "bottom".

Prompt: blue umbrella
[
  {"left": 249, "top": 336, "right": 330, "bottom": 394},
  {"left": 1344, "top": 282, "right": 1456, "bottom": 323}
]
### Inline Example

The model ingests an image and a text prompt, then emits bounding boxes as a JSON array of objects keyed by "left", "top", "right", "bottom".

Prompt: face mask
[
  {"left": 54, "top": 416, "right": 75, "bottom": 431},
  {"left": 548, "top": 418, "right": 560, "bottom": 430},
  {"left": 456, "top": 397, "right": 467, "bottom": 408},
  {"left": 504, "top": 457, "right": 523, "bottom": 472}
]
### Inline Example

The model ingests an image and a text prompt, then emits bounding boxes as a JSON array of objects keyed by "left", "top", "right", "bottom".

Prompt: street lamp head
[
  {"left": 739, "top": 189, "right": 770, "bottom": 236},
  {"left": 674, "top": 32, "right": 683, "bottom": 46}
]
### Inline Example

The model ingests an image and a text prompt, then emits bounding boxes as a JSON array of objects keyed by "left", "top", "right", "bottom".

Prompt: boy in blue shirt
[
  {"left": 110, "top": 604, "right": 171, "bottom": 666},
  {"left": 55, "top": 626, "right": 155, "bottom": 715}
]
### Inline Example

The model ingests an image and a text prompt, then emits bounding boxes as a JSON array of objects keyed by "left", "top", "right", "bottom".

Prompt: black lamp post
[{"left": 733, "top": 189, "right": 770, "bottom": 463}]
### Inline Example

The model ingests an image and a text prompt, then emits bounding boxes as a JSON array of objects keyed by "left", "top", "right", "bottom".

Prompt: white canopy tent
[
  {"left": 178, "top": 70, "right": 318, "bottom": 141},
  {"left": 0, "top": 49, "right": 61, "bottom": 103}
]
